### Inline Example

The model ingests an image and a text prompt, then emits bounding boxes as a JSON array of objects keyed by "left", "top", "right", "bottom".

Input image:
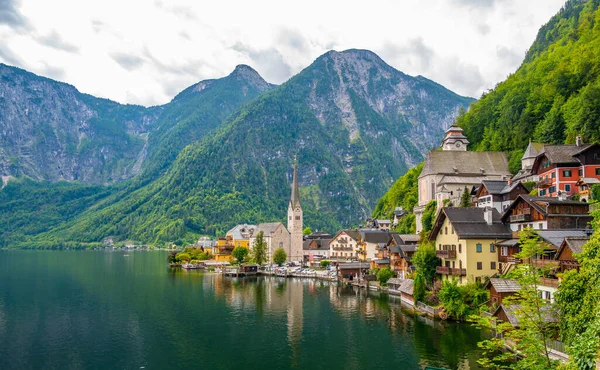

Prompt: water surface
[{"left": 0, "top": 251, "right": 486, "bottom": 369}]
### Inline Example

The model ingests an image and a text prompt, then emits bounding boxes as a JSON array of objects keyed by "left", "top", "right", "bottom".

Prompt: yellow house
[
  {"left": 429, "top": 207, "right": 512, "bottom": 285},
  {"left": 226, "top": 224, "right": 256, "bottom": 248}
]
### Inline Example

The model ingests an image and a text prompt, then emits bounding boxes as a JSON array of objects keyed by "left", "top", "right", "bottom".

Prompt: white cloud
[{"left": 0, "top": 0, "right": 567, "bottom": 106}]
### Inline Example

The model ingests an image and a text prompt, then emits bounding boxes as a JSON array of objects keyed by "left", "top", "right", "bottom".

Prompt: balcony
[
  {"left": 559, "top": 260, "right": 580, "bottom": 270},
  {"left": 510, "top": 213, "right": 531, "bottom": 223},
  {"left": 436, "top": 249, "right": 457, "bottom": 259},
  {"left": 436, "top": 266, "right": 466, "bottom": 276},
  {"left": 531, "top": 259, "right": 559, "bottom": 269},
  {"left": 539, "top": 277, "right": 559, "bottom": 289},
  {"left": 537, "top": 178, "right": 552, "bottom": 188},
  {"left": 332, "top": 246, "right": 353, "bottom": 251}
]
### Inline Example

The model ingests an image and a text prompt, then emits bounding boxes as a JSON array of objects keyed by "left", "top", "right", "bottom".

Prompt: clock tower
[
  {"left": 441, "top": 124, "right": 469, "bottom": 151},
  {"left": 287, "top": 157, "right": 303, "bottom": 262}
]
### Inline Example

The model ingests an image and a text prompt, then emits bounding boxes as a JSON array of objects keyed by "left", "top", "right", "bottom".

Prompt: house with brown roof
[
  {"left": 485, "top": 278, "right": 520, "bottom": 307},
  {"left": 389, "top": 234, "right": 418, "bottom": 278},
  {"left": 555, "top": 236, "right": 589, "bottom": 272},
  {"left": 475, "top": 180, "right": 529, "bottom": 213},
  {"left": 414, "top": 125, "right": 511, "bottom": 233},
  {"left": 532, "top": 139, "right": 600, "bottom": 198},
  {"left": 329, "top": 230, "right": 361, "bottom": 261},
  {"left": 430, "top": 207, "right": 512, "bottom": 285},
  {"left": 302, "top": 237, "right": 332, "bottom": 264},
  {"left": 501, "top": 194, "right": 592, "bottom": 232},
  {"left": 358, "top": 230, "right": 394, "bottom": 261}
]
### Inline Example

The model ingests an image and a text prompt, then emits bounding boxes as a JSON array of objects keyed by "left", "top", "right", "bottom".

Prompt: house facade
[
  {"left": 501, "top": 195, "right": 592, "bottom": 232},
  {"left": 430, "top": 208, "right": 512, "bottom": 285},
  {"left": 532, "top": 140, "right": 600, "bottom": 198},
  {"left": 475, "top": 180, "right": 529, "bottom": 213},
  {"left": 329, "top": 230, "right": 361, "bottom": 261}
]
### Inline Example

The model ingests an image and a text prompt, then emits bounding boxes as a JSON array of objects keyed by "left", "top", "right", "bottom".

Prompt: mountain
[
  {"left": 25, "top": 49, "right": 473, "bottom": 247},
  {"left": 456, "top": 0, "right": 600, "bottom": 168},
  {"left": 0, "top": 63, "right": 274, "bottom": 185},
  {"left": 373, "top": 0, "right": 600, "bottom": 232}
]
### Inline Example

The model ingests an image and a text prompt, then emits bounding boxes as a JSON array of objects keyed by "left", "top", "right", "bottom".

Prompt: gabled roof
[
  {"left": 331, "top": 229, "right": 360, "bottom": 242},
  {"left": 227, "top": 224, "right": 257, "bottom": 240},
  {"left": 535, "top": 144, "right": 589, "bottom": 167},
  {"left": 388, "top": 278, "right": 414, "bottom": 295},
  {"left": 430, "top": 208, "right": 512, "bottom": 240},
  {"left": 477, "top": 180, "right": 528, "bottom": 198},
  {"left": 538, "top": 230, "right": 591, "bottom": 249},
  {"left": 256, "top": 222, "right": 284, "bottom": 235},
  {"left": 420, "top": 151, "right": 511, "bottom": 178},
  {"left": 522, "top": 141, "right": 544, "bottom": 160},
  {"left": 493, "top": 304, "right": 558, "bottom": 327},
  {"left": 486, "top": 278, "right": 520, "bottom": 293},
  {"left": 555, "top": 236, "right": 590, "bottom": 259},
  {"left": 360, "top": 230, "right": 393, "bottom": 244},
  {"left": 501, "top": 195, "right": 591, "bottom": 222}
]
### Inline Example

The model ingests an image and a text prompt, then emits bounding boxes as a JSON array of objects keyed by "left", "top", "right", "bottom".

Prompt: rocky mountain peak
[{"left": 229, "top": 64, "right": 273, "bottom": 91}]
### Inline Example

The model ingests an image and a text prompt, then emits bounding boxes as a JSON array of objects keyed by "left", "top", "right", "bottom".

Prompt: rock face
[
  {"left": 0, "top": 64, "right": 158, "bottom": 183},
  {"left": 0, "top": 63, "right": 274, "bottom": 183}
]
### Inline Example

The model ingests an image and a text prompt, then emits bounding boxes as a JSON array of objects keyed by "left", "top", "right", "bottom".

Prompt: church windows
[{"left": 295, "top": 216, "right": 300, "bottom": 220}]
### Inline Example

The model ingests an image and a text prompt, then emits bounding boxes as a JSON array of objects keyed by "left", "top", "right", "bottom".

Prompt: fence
[{"left": 416, "top": 301, "right": 439, "bottom": 317}]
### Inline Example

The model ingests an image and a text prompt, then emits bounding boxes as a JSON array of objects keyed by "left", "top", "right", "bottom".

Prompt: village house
[
  {"left": 302, "top": 233, "right": 332, "bottom": 265},
  {"left": 212, "top": 236, "right": 235, "bottom": 262},
  {"left": 329, "top": 230, "right": 361, "bottom": 261},
  {"left": 501, "top": 194, "right": 592, "bottom": 232},
  {"left": 474, "top": 180, "right": 529, "bottom": 213},
  {"left": 430, "top": 207, "right": 512, "bottom": 285},
  {"left": 358, "top": 230, "right": 394, "bottom": 261},
  {"left": 249, "top": 222, "right": 290, "bottom": 263},
  {"left": 388, "top": 234, "right": 419, "bottom": 278},
  {"left": 532, "top": 139, "right": 600, "bottom": 198},
  {"left": 555, "top": 236, "right": 589, "bottom": 272},
  {"left": 485, "top": 278, "right": 520, "bottom": 308},
  {"left": 337, "top": 262, "right": 370, "bottom": 281},
  {"left": 226, "top": 224, "right": 257, "bottom": 248},
  {"left": 387, "top": 278, "right": 415, "bottom": 306},
  {"left": 414, "top": 125, "right": 512, "bottom": 233}
]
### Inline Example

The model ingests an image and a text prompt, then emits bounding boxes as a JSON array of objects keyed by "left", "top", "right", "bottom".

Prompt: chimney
[
  {"left": 484, "top": 207, "right": 493, "bottom": 225},
  {"left": 508, "top": 179, "right": 513, "bottom": 185},
  {"left": 576, "top": 136, "right": 582, "bottom": 147}
]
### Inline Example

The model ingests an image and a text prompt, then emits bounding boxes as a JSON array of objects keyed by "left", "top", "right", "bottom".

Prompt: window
[
  {"left": 596, "top": 168, "right": 600, "bottom": 176},
  {"left": 540, "top": 189, "right": 546, "bottom": 196},
  {"left": 501, "top": 247, "right": 508, "bottom": 256},
  {"left": 490, "top": 244, "right": 495, "bottom": 253},
  {"left": 491, "top": 262, "right": 496, "bottom": 270},
  {"left": 552, "top": 172, "right": 556, "bottom": 179},
  {"left": 477, "top": 262, "right": 482, "bottom": 270},
  {"left": 539, "top": 223, "right": 544, "bottom": 230},
  {"left": 445, "top": 226, "right": 448, "bottom": 235},
  {"left": 451, "top": 227, "right": 454, "bottom": 234},
  {"left": 295, "top": 216, "right": 300, "bottom": 220},
  {"left": 565, "top": 184, "right": 571, "bottom": 192},
  {"left": 563, "top": 170, "right": 572, "bottom": 177},
  {"left": 458, "top": 244, "right": 462, "bottom": 253},
  {"left": 476, "top": 244, "right": 482, "bottom": 253},
  {"left": 549, "top": 186, "right": 556, "bottom": 194},
  {"left": 579, "top": 169, "right": 583, "bottom": 176}
]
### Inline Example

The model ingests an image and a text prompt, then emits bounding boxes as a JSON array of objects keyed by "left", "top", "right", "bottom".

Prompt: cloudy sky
[{"left": 1, "top": 0, "right": 566, "bottom": 106}]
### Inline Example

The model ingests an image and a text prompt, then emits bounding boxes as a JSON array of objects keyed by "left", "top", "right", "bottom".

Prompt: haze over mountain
[{"left": 0, "top": 49, "right": 472, "bottom": 247}]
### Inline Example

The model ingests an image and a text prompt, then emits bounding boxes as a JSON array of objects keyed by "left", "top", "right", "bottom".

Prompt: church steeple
[
  {"left": 441, "top": 124, "right": 469, "bottom": 151},
  {"left": 290, "top": 155, "right": 301, "bottom": 209},
  {"left": 287, "top": 156, "right": 303, "bottom": 262}
]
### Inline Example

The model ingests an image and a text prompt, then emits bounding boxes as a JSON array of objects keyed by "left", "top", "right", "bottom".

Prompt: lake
[{"left": 0, "top": 250, "right": 486, "bottom": 369}]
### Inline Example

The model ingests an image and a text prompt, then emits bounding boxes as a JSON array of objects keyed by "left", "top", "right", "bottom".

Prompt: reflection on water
[{"left": 0, "top": 251, "right": 485, "bottom": 370}]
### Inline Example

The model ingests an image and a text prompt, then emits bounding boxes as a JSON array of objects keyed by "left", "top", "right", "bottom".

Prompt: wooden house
[
  {"left": 475, "top": 180, "right": 529, "bottom": 213},
  {"left": 388, "top": 278, "right": 415, "bottom": 306},
  {"left": 501, "top": 194, "right": 591, "bottom": 232},
  {"left": 555, "top": 236, "right": 589, "bottom": 272},
  {"left": 485, "top": 278, "right": 520, "bottom": 307}
]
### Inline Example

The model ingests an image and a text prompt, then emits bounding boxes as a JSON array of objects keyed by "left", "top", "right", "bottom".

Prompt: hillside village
[{"left": 181, "top": 124, "right": 600, "bottom": 348}]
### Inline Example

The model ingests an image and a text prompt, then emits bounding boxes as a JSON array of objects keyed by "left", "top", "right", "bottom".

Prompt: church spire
[{"left": 290, "top": 155, "right": 301, "bottom": 208}]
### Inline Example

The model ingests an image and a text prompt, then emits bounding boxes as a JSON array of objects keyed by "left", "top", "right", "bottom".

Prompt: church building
[
  {"left": 288, "top": 158, "right": 304, "bottom": 261},
  {"left": 414, "top": 125, "right": 511, "bottom": 233}
]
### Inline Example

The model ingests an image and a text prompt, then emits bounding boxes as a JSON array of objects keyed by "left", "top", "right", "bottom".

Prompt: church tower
[
  {"left": 287, "top": 157, "right": 303, "bottom": 262},
  {"left": 441, "top": 124, "right": 469, "bottom": 151}
]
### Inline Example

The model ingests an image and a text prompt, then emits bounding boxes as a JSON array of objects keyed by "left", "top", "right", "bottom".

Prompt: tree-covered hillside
[{"left": 458, "top": 0, "right": 600, "bottom": 152}]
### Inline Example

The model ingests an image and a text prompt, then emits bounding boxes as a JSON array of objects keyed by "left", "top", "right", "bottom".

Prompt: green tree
[
  {"left": 320, "top": 260, "right": 330, "bottom": 268},
  {"left": 473, "top": 228, "right": 559, "bottom": 369},
  {"left": 302, "top": 227, "right": 312, "bottom": 235},
  {"left": 460, "top": 186, "right": 471, "bottom": 208},
  {"left": 231, "top": 246, "right": 249, "bottom": 264},
  {"left": 412, "top": 241, "right": 440, "bottom": 287},
  {"left": 376, "top": 267, "right": 394, "bottom": 284},
  {"left": 175, "top": 252, "right": 191, "bottom": 262},
  {"left": 273, "top": 248, "right": 287, "bottom": 266},
  {"left": 421, "top": 200, "right": 437, "bottom": 232},
  {"left": 251, "top": 231, "right": 267, "bottom": 265},
  {"left": 413, "top": 273, "right": 426, "bottom": 303}
]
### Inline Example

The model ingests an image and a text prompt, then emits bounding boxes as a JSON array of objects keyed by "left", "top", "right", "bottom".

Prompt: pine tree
[{"left": 252, "top": 231, "right": 267, "bottom": 265}]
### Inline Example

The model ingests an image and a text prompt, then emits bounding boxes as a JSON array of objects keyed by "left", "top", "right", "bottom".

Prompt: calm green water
[{"left": 0, "top": 251, "right": 486, "bottom": 370}]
